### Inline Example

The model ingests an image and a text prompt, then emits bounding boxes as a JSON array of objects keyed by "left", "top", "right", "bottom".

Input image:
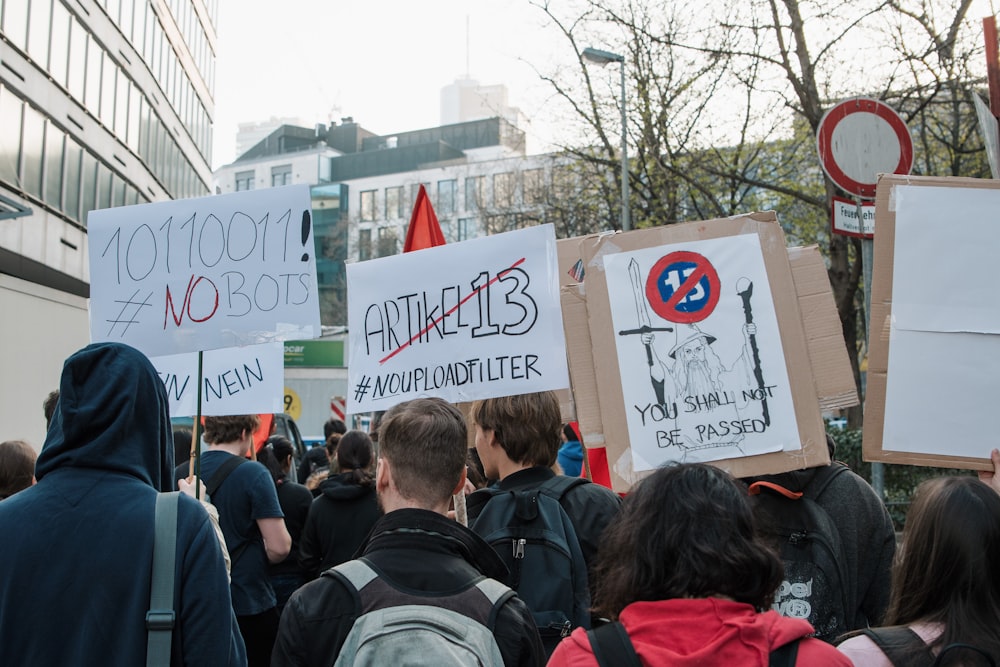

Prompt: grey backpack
[{"left": 328, "top": 558, "right": 514, "bottom": 666}]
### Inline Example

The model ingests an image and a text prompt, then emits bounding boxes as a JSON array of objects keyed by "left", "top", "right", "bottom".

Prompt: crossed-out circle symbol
[{"left": 645, "top": 251, "right": 720, "bottom": 324}]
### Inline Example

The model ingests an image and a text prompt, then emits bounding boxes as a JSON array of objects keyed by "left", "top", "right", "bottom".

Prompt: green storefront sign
[{"left": 283, "top": 340, "right": 344, "bottom": 368}]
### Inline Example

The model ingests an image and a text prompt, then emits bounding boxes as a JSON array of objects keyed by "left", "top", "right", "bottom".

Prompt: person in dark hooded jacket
[
  {"left": 0, "top": 342, "right": 246, "bottom": 666},
  {"left": 298, "top": 430, "right": 381, "bottom": 580}
]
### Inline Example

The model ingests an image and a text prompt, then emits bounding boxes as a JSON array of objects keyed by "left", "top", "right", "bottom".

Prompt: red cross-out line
[
  {"left": 378, "top": 257, "right": 527, "bottom": 364},
  {"left": 663, "top": 263, "right": 709, "bottom": 312}
]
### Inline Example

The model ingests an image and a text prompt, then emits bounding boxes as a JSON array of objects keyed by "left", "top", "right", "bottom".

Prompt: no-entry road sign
[{"left": 817, "top": 98, "right": 913, "bottom": 200}]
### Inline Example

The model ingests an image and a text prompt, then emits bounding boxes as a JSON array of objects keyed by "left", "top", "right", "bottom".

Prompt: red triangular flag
[{"left": 403, "top": 184, "right": 447, "bottom": 252}]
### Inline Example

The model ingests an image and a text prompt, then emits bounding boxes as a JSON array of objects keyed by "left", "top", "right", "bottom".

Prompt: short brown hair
[
  {"left": 379, "top": 398, "right": 466, "bottom": 507},
  {"left": 0, "top": 440, "right": 36, "bottom": 500},
  {"left": 202, "top": 414, "right": 260, "bottom": 445},
  {"left": 471, "top": 391, "right": 561, "bottom": 467}
]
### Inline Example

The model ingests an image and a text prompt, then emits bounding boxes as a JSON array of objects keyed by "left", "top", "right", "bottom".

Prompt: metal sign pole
[{"left": 858, "top": 198, "right": 884, "bottom": 499}]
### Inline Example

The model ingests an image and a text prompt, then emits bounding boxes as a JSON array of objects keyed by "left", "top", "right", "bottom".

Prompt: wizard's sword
[{"left": 618, "top": 258, "right": 672, "bottom": 404}]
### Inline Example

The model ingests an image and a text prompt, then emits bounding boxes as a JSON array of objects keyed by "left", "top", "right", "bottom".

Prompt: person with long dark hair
[
  {"left": 548, "top": 463, "right": 850, "bottom": 666},
  {"left": 837, "top": 476, "right": 1000, "bottom": 666},
  {"left": 298, "top": 430, "right": 381, "bottom": 579}
]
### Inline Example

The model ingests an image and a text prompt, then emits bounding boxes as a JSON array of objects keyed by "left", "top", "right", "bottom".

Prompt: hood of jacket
[
  {"left": 35, "top": 342, "right": 173, "bottom": 491},
  {"left": 319, "top": 471, "right": 373, "bottom": 501},
  {"left": 619, "top": 598, "right": 815, "bottom": 664}
]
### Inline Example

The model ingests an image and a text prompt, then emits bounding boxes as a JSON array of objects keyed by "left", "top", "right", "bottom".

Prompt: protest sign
[
  {"left": 151, "top": 342, "right": 284, "bottom": 417},
  {"left": 346, "top": 224, "right": 569, "bottom": 412},
  {"left": 565, "top": 213, "right": 829, "bottom": 492},
  {"left": 865, "top": 174, "right": 1000, "bottom": 470},
  {"left": 88, "top": 185, "right": 321, "bottom": 357}
]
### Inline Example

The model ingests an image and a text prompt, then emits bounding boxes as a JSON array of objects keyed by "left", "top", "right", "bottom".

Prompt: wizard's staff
[{"left": 736, "top": 278, "right": 769, "bottom": 426}]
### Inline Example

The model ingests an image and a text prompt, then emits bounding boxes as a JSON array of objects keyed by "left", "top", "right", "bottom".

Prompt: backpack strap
[
  {"left": 146, "top": 492, "right": 180, "bottom": 667},
  {"left": 801, "top": 462, "right": 849, "bottom": 502},
  {"left": 539, "top": 474, "right": 589, "bottom": 503},
  {"left": 205, "top": 455, "right": 248, "bottom": 497},
  {"left": 587, "top": 622, "right": 642, "bottom": 667},
  {"left": 332, "top": 558, "right": 381, "bottom": 592},
  {"left": 473, "top": 576, "right": 517, "bottom": 630},
  {"left": 769, "top": 638, "right": 800, "bottom": 667},
  {"left": 861, "top": 626, "right": 936, "bottom": 667}
]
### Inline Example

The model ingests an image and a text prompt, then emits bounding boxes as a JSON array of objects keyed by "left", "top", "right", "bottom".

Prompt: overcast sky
[{"left": 210, "top": 0, "right": 571, "bottom": 168}]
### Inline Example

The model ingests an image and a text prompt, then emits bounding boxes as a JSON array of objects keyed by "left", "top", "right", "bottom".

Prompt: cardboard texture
[
  {"left": 568, "top": 214, "right": 830, "bottom": 493},
  {"left": 786, "top": 246, "right": 860, "bottom": 412},
  {"left": 864, "top": 174, "right": 997, "bottom": 471}
]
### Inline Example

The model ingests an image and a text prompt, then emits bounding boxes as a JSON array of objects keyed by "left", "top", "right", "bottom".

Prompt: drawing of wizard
[{"left": 634, "top": 278, "right": 772, "bottom": 456}]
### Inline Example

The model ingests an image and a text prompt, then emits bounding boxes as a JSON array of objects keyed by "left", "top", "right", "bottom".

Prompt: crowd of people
[{"left": 2, "top": 340, "right": 1000, "bottom": 666}]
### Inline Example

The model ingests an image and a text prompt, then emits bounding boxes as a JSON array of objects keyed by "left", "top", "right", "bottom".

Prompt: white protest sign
[
  {"left": 88, "top": 185, "right": 321, "bottom": 357},
  {"left": 151, "top": 343, "right": 284, "bottom": 416},
  {"left": 346, "top": 224, "right": 569, "bottom": 412},
  {"left": 605, "top": 234, "right": 800, "bottom": 470}
]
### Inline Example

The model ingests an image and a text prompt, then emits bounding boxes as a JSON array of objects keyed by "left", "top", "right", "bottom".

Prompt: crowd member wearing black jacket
[
  {"left": 296, "top": 418, "right": 345, "bottom": 483},
  {"left": 273, "top": 398, "right": 544, "bottom": 667},
  {"left": 466, "top": 391, "right": 622, "bottom": 594},
  {"left": 298, "top": 430, "right": 381, "bottom": 580}
]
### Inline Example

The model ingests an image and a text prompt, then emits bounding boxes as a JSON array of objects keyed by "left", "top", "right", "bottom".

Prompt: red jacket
[{"left": 547, "top": 598, "right": 852, "bottom": 666}]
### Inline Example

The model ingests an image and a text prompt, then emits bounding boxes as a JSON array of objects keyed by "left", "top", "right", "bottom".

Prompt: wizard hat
[{"left": 668, "top": 322, "right": 716, "bottom": 359}]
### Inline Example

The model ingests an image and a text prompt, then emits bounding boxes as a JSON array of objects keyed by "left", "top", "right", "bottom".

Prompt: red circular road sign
[
  {"left": 645, "top": 251, "right": 721, "bottom": 324},
  {"left": 817, "top": 97, "right": 913, "bottom": 199}
]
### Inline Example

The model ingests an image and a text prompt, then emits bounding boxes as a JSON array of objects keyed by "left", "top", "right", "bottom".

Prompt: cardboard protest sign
[
  {"left": 559, "top": 241, "right": 857, "bottom": 490},
  {"left": 88, "top": 185, "right": 321, "bottom": 357},
  {"left": 864, "top": 174, "right": 1000, "bottom": 470},
  {"left": 346, "top": 224, "right": 569, "bottom": 412},
  {"left": 566, "top": 213, "right": 828, "bottom": 492},
  {"left": 150, "top": 343, "right": 284, "bottom": 417}
]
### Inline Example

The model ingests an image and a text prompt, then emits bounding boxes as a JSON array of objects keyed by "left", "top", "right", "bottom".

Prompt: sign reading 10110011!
[
  {"left": 346, "top": 224, "right": 569, "bottom": 412},
  {"left": 88, "top": 185, "right": 321, "bottom": 358}
]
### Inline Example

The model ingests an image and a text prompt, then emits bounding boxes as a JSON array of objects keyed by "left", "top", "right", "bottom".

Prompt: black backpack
[
  {"left": 747, "top": 463, "right": 851, "bottom": 642},
  {"left": 841, "top": 626, "right": 997, "bottom": 667},
  {"left": 469, "top": 475, "right": 592, "bottom": 656}
]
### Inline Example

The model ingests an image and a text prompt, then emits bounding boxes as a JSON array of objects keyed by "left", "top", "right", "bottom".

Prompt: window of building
[
  {"left": 235, "top": 170, "right": 254, "bottom": 191},
  {"left": 360, "top": 190, "right": 377, "bottom": 221},
  {"left": 493, "top": 172, "right": 515, "bottom": 208},
  {"left": 21, "top": 105, "right": 45, "bottom": 200},
  {"left": 271, "top": 164, "right": 292, "bottom": 187},
  {"left": 457, "top": 218, "right": 475, "bottom": 242},
  {"left": 358, "top": 228, "right": 372, "bottom": 261},
  {"left": 523, "top": 169, "right": 544, "bottom": 205},
  {"left": 437, "top": 179, "right": 456, "bottom": 216},
  {"left": 0, "top": 89, "right": 23, "bottom": 186},
  {"left": 45, "top": 127, "right": 65, "bottom": 209},
  {"left": 377, "top": 226, "right": 399, "bottom": 257},
  {"left": 385, "top": 186, "right": 404, "bottom": 219},
  {"left": 465, "top": 175, "right": 485, "bottom": 211}
]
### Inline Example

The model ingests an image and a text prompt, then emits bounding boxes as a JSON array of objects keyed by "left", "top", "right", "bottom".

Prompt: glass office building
[{"left": 0, "top": 0, "right": 217, "bottom": 295}]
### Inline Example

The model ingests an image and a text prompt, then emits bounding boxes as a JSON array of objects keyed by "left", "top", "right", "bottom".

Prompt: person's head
[
  {"left": 0, "top": 440, "right": 37, "bottom": 500},
  {"left": 885, "top": 476, "right": 1000, "bottom": 659},
  {"left": 256, "top": 444, "right": 283, "bottom": 485},
  {"left": 323, "top": 418, "right": 347, "bottom": 441},
  {"left": 471, "top": 391, "right": 561, "bottom": 476},
  {"left": 337, "top": 430, "right": 375, "bottom": 488},
  {"left": 173, "top": 428, "right": 193, "bottom": 466},
  {"left": 593, "top": 462, "right": 782, "bottom": 619},
  {"left": 377, "top": 398, "right": 467, "bottom": 512},
  {"left": 203, "top": 414, "right": 260, "bottom": 451},
  {"left": 562, "top": 423, "right": 580, "bottom": 443},
  {"left": 325, "top": 432, "right": 342, "bottom": 459},
  {"left": 267, "top": 435, "right": 294, "bottom": 472},
  {"left": 42, "top": 390, "right": 59, "bottom": 430}
]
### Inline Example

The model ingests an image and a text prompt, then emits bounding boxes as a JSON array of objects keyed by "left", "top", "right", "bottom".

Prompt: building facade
[
  {"left": 214, "top": 116, "right": 571, "bottom": 326},
  {"left": 0, "top": 0, "right": 216, "bottom": 445}
]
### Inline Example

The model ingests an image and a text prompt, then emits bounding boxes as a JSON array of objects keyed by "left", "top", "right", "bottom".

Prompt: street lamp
[{"left": 582, "top": 47, "right": 630, "bottom": 232}]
